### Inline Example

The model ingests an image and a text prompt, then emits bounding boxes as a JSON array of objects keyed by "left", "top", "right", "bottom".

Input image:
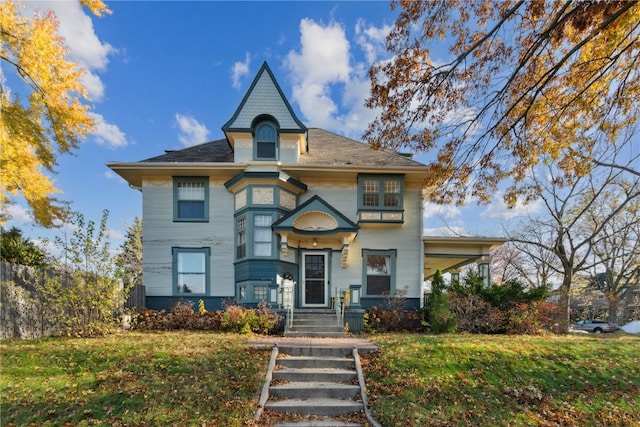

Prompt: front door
[{"left": 302, "top": 252, "right": 327, "bottom": 307}]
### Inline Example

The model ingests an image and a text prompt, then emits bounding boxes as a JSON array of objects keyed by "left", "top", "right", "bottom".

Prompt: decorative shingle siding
[{"left": 231, "top": 72, "right": 302, "bottom": 130}]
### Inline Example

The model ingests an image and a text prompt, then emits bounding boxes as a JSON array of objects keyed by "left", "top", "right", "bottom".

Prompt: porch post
[{"left": 478, "top": 256, "right": 491, "bottom": 287}]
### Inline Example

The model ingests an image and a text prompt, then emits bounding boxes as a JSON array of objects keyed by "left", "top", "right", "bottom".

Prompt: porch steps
[
  {"left": 284, "top": 312, "right": 346, "bottom": 338},
  {"left": 259, "top": 344, "right": 376, "bottom": 427}
]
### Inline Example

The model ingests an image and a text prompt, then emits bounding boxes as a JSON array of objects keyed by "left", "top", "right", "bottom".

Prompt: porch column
[{"left": 478, "top": 256, "right": 491, "bottom": 287}]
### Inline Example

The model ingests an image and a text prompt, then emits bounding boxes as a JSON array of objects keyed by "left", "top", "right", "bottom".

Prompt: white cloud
[
  {"left": 480, "top": 193, "right": 543, "bottom": 220},
  {"left": 285, "top": 19, "right": 351, "bottom": 130},
  {"left": 283, "top": 18, "right": 394, "bottom": 138},
  {"left": 231, "top": 53, "right": 251, "bottom": 89},
  {"left": 423, "top": 202, "right": 462, "bottom": 220},
  {"left": 355, "top": 19, "right": 391, "bottom": 65},
  {"left": 175, "top": 113, "right": 210, "bottom": 147},
  {"left": 30, "top": 1, "right": 116, "bottom": 102},
  {"left": 2, "top": 204, "right": 33, "bottom": 225},
  {"left": 89, "top": 113, "right": 128, "bottom": 148},
  {"left": 104, "top": 171, "right": 126, "bottom": 183}
]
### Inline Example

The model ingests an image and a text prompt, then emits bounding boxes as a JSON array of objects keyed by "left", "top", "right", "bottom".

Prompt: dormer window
[{"left": 255, "top": 122, "right": 278, "bottom": 160}]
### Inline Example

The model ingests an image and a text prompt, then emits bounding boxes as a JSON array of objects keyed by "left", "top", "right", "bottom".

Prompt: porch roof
[
  {"left": 423, "top": 236, "right": 507, "bottom": 279},
  {"left": 273, "top": 195, "right": 358, "bottom": 251}
]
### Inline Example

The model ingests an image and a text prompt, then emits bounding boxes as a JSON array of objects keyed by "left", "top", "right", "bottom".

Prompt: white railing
[
  {"left": 335, "top": 287, "right": 350, "bottom": 327},
  {"left": 277, "top": 275, "right": 295, "bottom": 329}
]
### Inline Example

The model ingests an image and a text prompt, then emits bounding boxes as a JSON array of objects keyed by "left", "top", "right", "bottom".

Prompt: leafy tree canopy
[
  {"left": 366, "top": 0, "right": 639, "bottom": 206},
  {"left": 0, "top": 0, "right": 109, "bottom": 227},
  {"left": 0, "top": 226, "right": 46, "bottom": 267}
]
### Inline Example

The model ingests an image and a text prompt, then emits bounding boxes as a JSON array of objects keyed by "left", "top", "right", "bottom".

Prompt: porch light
[{"left": 312, "top": 238, "right": 317, "bottom": 247}]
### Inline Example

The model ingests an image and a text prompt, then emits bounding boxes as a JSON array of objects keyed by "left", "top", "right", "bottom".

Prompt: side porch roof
[{"left": 423, "top": 236, "right": 507, "bottom": 279}]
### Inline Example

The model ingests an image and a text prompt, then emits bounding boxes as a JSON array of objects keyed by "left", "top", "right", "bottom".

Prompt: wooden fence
[{"left": 0, "top": 262, "right": 145, "bottom": 339}]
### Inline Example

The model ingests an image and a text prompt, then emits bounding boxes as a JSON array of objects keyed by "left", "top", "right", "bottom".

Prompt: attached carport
[{"left": 423, "top": 236, "right": 507, "bottom": 284}]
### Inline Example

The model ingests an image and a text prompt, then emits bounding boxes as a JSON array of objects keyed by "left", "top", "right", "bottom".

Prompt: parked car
[{"left": 572, "top": 319, "right": 619, "bottom": 333}]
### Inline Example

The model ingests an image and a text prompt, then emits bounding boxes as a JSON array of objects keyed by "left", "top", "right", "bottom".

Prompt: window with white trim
[{"left": 254, "top": 214, "right": 272, "bottom": 256}]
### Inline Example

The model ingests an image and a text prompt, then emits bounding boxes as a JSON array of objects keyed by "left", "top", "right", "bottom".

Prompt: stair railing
[
  {"left": 281, "top": 280, "right": 294, "bottom": 329},
  {"left": 335, "top": 288, "right": 350, "bottom": 327}
]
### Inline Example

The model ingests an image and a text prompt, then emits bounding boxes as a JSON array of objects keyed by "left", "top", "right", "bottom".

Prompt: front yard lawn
[
  {"left": 1, "top": 332, "right": 639, "bottom": 426},
  {"left": 363, "top": 333, "right": 640, "bottom": 426}
]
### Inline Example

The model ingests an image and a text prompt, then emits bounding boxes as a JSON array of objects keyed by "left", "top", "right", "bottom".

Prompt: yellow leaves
[
  {"left": 365, "top": 0, "right": 640, "bottom": 208},
  {"left": 80, "top": 0, "right": 111, "bottom": 17},
  {"left": 1, "top": 0, "right": 100, "bottom": 227}
]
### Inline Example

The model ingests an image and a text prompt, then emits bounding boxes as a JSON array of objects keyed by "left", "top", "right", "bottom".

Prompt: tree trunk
[
  {"left": 558, "top": 276, "right": 572, "bottom": 333},
  {"left": 606, "top": 291, "right": 619, "bottom": 323}
]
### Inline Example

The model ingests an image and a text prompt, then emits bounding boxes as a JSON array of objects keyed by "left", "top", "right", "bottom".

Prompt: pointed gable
[
  {"left": 222, "top": 61, "right": 306, "bottom": 133},
  {"left": 272, "top": 195, "right": 358, "bottom": 234}
]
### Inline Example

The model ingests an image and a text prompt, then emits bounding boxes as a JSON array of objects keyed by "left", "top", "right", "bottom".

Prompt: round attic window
[{"left": 293, "top": 211, "right": 339, "bottom": 231}]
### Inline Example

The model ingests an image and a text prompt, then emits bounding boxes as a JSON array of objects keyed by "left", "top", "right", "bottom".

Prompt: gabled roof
[
  {"left": 273, "top": 195, "right": 358, "bottom": 234},
  {"left": 222, "top": 61, "right": 306, "bottom": 133},
  {"left": 302, "top": 128, "right": 424, "bottom": 168},
  {"left": 135, "top": 128, "right": 424, "bottom": 169}
]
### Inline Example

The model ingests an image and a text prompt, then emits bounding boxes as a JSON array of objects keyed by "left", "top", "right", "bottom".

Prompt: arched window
[{"left": 255, "top": 122, "right": 278, "bottom": 160}]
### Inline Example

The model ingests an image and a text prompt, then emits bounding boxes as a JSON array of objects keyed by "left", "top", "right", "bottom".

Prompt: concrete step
[
  {"left": 275, "top": 420, "right": 362, "bottom": 427},
  {"left": 289, "top": 322, "right": 343, "bottom": 330},
  {"left": 278, "top": 356, "right": 354, "bottom": 370},
  {"left": 270, "top": 381, "right": 360, "bottom": 399},
  {"left": 265, "top": 398, "right": 364, "bottom": 416},
  {"left": 284, "top": 313, "right": 346, "bottom": 338},
  {"left": 284, "top": 330, "right": 346, "bottom": 338},
  {"left": 278, "top": 345, "right": 354, "bottom": 357},
  {"left": 273, "top": 367, "right": 357, "bottom": 383},
  {"left": 287, "top": 324, "right": 344, "bottom": 333}
]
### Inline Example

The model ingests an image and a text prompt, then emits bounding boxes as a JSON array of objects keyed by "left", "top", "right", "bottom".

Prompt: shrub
[
  {"left": 449, "top": 293, "right": 507, "bottom": 334},
  {"left": 134, "top": 300, "right": 281, "bottom": 335},
  {"left": 221, "top": 302, "right": 281, "bottom": 335},
  {"left": 365, "top": 287, "right": 425, "bottom": 333},
  {"left": 424, "top": 270, "right": 455, "bottom": 333}
]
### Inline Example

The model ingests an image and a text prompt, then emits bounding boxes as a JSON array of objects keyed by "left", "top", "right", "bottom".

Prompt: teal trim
[
  {"left": 172, "top": 247, "right": 211, "bottom": 296},
  {"left": 236, "top": 280, "right": 271, "bottom": 304},
  {"left": 248, "top": 212, "right": 276, "bottom": 259},
  {"left": 272, "top": 195, "right": 359, "bottom": 232},
  {"left": 357, "top": 174, "right": 405, "bottom": 211},
  {"left": 254, "top": 121, "right": 279, "bottom": 160},
  {"left": 362, "top": 249, "right": 397, "bottom": 297},
  {"left": 224, "top": 171, "right": 308, "bottom": 192},
  {"left": 173, "top": 177, "right": 209, "bottom": 222},
  {"left": 235, "top": 214, "right": 247, "bottom": 261}
]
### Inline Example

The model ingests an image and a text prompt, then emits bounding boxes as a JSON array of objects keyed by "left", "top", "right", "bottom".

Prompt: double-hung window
[
  {"left": 363, "top": 250, "right": 396, "bottom": 296},
  {"left": 173, "top": 247, "right": 210, "bottom": 295},
  {"left": 255, "top": 122, "right": 278, "bottom": 160},
  {"left": 358, "top": 175, "right": 404, "bottom": 224},
  {"left": 236, "top": 216, "right": 247, "bottom": 259},
  {"left": 253, "top": 214, "right": 272, "bottom": 256},
  {"left": 174, "top": 177, "right": 209, "bottom": 221}
]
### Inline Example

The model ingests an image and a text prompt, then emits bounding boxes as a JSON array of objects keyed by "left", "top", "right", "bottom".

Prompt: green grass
[
  {"left": 0, "top": 332, "right": 269, "bottom": 426},
  {"left": 2, "top": 332, "right": 639, "bottom": 426},
  {"left": 362, "top": 333, "right": 640, "bottom": 426}
]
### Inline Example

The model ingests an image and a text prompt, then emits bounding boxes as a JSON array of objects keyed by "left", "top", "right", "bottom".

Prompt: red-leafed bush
[{"left": 134, "top": 300, "right": 281, "bottom": 334}]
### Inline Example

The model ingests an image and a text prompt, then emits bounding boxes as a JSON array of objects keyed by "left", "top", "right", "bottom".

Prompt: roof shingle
[{"left": 140, "top": 128, "right": 424, "bottom": 168}]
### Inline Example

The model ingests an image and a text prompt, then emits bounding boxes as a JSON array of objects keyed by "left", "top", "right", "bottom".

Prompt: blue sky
[{"left": 5, "top": 1, "right": 542, "bottom": 252}]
